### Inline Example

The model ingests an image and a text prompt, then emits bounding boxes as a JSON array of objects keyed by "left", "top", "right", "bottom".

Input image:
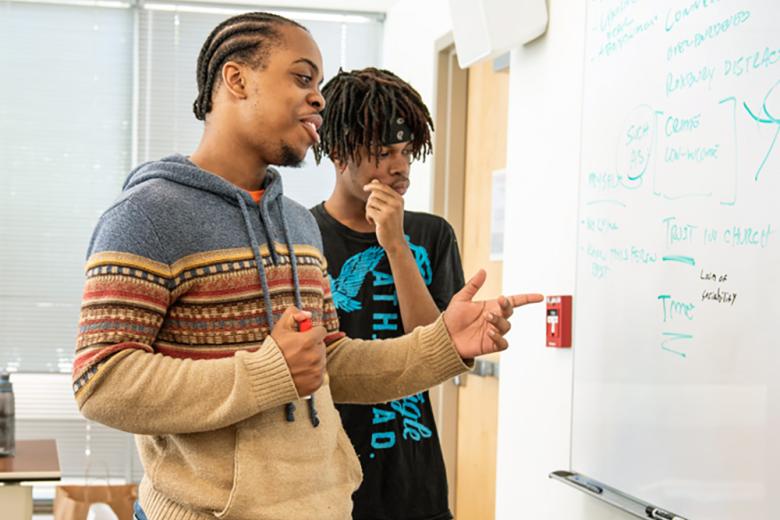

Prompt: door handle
[
  {"left": 473, "top": 359, "right": 499, "bottom": 378},
  {"left": 452, "top": 359, "right": 499, "bottom": 387}
]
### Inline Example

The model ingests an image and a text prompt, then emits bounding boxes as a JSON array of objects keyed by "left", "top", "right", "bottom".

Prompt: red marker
[
  {"left": 297, "top": 316, "right": 313, "bottom": 402},
  {"left": 298, "top": 318, "right": 312, "bottom": 332}
]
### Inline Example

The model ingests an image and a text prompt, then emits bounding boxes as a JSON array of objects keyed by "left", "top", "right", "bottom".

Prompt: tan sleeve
[
  {"left": 325, "top": 315, "right": 471, "bottom": 404},
  {"left": 76, "top": 336, "right": 299, "bottom": 435}
]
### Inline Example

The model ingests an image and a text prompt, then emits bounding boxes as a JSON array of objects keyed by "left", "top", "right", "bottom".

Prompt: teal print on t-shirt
[
  {"left": 330, "top": 237, "right": 432, "bottom": 313},
  {"left": 331, "top": 236, "right": 434, "bottom": 456}
]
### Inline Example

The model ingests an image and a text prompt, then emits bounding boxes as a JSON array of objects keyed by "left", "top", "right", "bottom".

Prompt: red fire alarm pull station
[{"left": 546, "top": 295, "right": 572, "bottom": 348}]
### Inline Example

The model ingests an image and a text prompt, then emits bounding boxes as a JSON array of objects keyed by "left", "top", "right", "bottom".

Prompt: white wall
[
  {"left": 383, "top": 1, "right": 636, "bottom": 518},
  {"left": 381, "top": 0, "right": 452, "bottom": 212},
  {"left": 493, "top": 0, "right": 632, "bottom": 517},
  {"left": 496, "top": 1, "right": 632, "bottom": 517}
]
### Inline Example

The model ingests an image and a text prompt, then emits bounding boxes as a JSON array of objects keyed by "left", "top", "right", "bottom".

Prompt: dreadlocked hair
[
  {"left": 193, "top": 12, "right": 306, "bottom": 121},
  {"left": 313, "top": 67, "right": 434, "bottom": 166}
]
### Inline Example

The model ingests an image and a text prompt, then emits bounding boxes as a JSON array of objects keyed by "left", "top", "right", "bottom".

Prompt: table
[{"left": 0, "top": 440, "right": 61, "bottom": 520}]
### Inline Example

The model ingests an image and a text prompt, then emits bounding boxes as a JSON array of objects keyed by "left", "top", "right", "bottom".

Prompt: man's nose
[
  {"left": 308, "top": 89, "right": 325, "bottom": 111},
  {"left": 390, "top": 156, "right": 410, "bottom": 177}
]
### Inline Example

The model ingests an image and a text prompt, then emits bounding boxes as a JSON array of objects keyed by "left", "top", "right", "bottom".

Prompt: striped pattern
[{"left": 74, "top": 245, "right": 341, "bottom": 393}]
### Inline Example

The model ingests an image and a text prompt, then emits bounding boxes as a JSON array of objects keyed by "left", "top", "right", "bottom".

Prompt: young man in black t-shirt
[{"left": 311, "top": 68, "right": 463, "bottom": 520}]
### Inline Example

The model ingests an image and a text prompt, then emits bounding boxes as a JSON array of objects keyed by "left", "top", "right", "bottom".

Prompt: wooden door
[
  {"left": 455, "top": 56, "right": 508, "bottom": 520},
  {"left": 431, "top": 36, "right": 509, "bottom": 520}
]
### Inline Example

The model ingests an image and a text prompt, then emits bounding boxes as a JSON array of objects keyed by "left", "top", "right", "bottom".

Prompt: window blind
[{"left": 1, "top": 0, "right": 382, "bottom": 482}]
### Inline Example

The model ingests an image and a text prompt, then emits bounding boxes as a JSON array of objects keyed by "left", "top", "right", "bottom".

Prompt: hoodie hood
[
  {"left": 121, "top": 153, "right": 318, "bottom": 426},
  {"left": 122, "top": 153, "right": 284, "bottom": 207},
  {"left": 118, "top": 154, "right": 300, "bottom": 335}
]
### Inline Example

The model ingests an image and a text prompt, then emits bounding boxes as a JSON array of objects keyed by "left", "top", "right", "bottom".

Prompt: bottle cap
[{"left": 0, "top": 373, "right": 12, "bottom": 393}]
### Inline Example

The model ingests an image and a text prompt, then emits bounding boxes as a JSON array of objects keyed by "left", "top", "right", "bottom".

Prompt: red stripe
[
  {"left": 73, "top": 342, "right": 152, "bottom": 377},
  {"left": 163, "top": 325, "right": 268, "bottom": 335},
  {"left": 324, "top": 332, "right": 346, "bottom": 346},
  {"left": 80, "top": 317, "right": 158, "bottom": 327},
  {"left": 167, "top": 314, "right": 261, "bottom": 323},
  {"left": 186, "top": 278, "right": 323, "bottom": 298},
  {"left": 83, "top": 290, "right": 167, "bottom": 307},
  {"left": 166, "top": 310, "right": 321, "bottom": 323},
  {"left": 156, "top": 345, "right": 257, "bottom": 360},
  {"left": 267, "top": 277, "right": 322, "bottom": 288},
  {"left": 186, "top": 284, "right": 263, "bottom": 297}
]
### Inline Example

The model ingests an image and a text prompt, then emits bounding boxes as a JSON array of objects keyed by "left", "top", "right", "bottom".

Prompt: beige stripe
[
  {"left": 89, "top": 245, "right": 325, "bottom": 280},
  {"left": 170, "top": 248, "right": 256, "bottom": 275},
  {"left": 86, "top": 251, "right": 171, "bottom": 277}
]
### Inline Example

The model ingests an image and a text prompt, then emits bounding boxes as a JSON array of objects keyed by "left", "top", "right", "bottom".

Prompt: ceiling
[{"left": 188, "top": 0, "right": 399, "bottom": 14}]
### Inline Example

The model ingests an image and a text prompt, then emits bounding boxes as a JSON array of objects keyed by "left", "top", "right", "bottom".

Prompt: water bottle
[{"left": 0, "top": 372, "right": 15, "bottom": 456}]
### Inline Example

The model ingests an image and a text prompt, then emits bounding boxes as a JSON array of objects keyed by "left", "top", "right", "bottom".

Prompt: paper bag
[{"left": 53, "top": 484, "right": 137, "bottom": 520}]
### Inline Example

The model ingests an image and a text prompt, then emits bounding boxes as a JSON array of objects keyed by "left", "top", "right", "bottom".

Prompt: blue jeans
[{"left": 133, "top": 501, "right": 148, "bottom": 520}]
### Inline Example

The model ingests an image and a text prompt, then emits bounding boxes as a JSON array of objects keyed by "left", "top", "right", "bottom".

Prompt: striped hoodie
[{"left": 73, "top": 155, "right": 469, "bottom": 520}]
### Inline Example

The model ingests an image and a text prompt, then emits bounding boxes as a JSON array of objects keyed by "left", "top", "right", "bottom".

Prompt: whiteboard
[{"left": 571, "top": 1, "right": 780, "bottom": 519}]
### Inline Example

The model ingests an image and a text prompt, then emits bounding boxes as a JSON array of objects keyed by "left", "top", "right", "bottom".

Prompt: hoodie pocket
[
  {"left": 335, "top": 425, "right": 363, "bottom": 487},
  {"left": 141, "top": 428, "right": 236, "bottom": 515},
  {"left": 217, "top": 396, "right": 362, "bottom": 520}
]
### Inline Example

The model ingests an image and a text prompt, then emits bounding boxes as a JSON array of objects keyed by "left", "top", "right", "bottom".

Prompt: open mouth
[{"left": 300, "top": 114, "right": 323, "bottom": 144}]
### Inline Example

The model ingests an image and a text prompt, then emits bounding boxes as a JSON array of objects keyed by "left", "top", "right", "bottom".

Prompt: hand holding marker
[
  {"left": 296, "top": 314, "right": 313, "bottom": 397},
  {"left": 297, "top": 316, "right": 312, "bottom": 332},
  {"left": 295, "top": 315, "right": 317, "bottom": 424}
]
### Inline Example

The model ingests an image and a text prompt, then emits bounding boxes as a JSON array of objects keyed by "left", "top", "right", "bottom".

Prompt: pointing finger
[{"left": 506, "top": 293, "right": 544, "bottom": 308}]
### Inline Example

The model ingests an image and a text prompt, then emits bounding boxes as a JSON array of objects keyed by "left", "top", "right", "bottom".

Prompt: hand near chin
[{"left": 364, "top": 180, "right": 406, "bottom": 254}]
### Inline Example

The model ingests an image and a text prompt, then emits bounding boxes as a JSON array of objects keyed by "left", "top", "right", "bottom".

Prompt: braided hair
[
  {"left": 314, "top": 67, "right": 434, "bottom": 166},
  {"left": 193, "top": 12, "right": 306, "bottom": 121}
]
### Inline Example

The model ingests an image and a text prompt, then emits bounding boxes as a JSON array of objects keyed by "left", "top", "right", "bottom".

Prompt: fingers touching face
[{"left": 338, "top": 142, "right": 413, "bottom": 202}]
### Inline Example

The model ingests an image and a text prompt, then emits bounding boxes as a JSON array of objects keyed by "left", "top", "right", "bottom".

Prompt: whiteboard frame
[{"left": 550, "top": 471, "right": 690, "bottom": 520}]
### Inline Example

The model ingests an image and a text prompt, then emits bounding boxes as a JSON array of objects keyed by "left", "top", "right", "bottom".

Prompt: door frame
[
  {"left": 430, "top": 33, "right": 511, "bottom": 519},
  {"left": 431, "top": 32, "right": 468, "bottom": 246},
  {"left": 428, "top": 31, "right": 468, "bottom": 515}
]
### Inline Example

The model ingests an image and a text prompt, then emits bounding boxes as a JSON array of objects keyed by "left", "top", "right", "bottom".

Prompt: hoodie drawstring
[
  {"left": 236, "top": 193, "right": 319, "bottom": 428},
  {"left": 278, "top": 198, "right": 303, "bottom": 307},
  {"left": 258, "top": 202, "right": 280, "bottom": 266},
  {"left": 236, "top": 195, "right": 276, "bottom": 330},
  {"left": 279, "top": 197, "right": 319, "bottom": 428}
]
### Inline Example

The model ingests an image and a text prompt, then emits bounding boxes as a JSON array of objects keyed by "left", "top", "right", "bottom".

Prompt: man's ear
[
  {"left": 332, "top": 155, "right": 348, "bottom": 174},
  {"left": 221, "top": 61, "right": 248, "bottom": 100}
]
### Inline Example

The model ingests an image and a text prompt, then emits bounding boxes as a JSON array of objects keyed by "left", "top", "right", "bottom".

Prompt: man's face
[
  {"left": 239, "top": 25, "right": 325, "bottom": 167},
  {"left": 340, "top": 142, "right": 413, "bottom": 203}
]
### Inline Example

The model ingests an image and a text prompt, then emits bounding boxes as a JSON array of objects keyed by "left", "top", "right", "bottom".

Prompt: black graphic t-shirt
[{"left": 311, "top": 203, "right": 465, "bottom": 520}]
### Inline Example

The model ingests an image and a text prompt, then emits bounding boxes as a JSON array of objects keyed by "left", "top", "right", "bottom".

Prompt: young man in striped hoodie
[{"left": 73, "top": 12, "right": 542, "bottom": 520}]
